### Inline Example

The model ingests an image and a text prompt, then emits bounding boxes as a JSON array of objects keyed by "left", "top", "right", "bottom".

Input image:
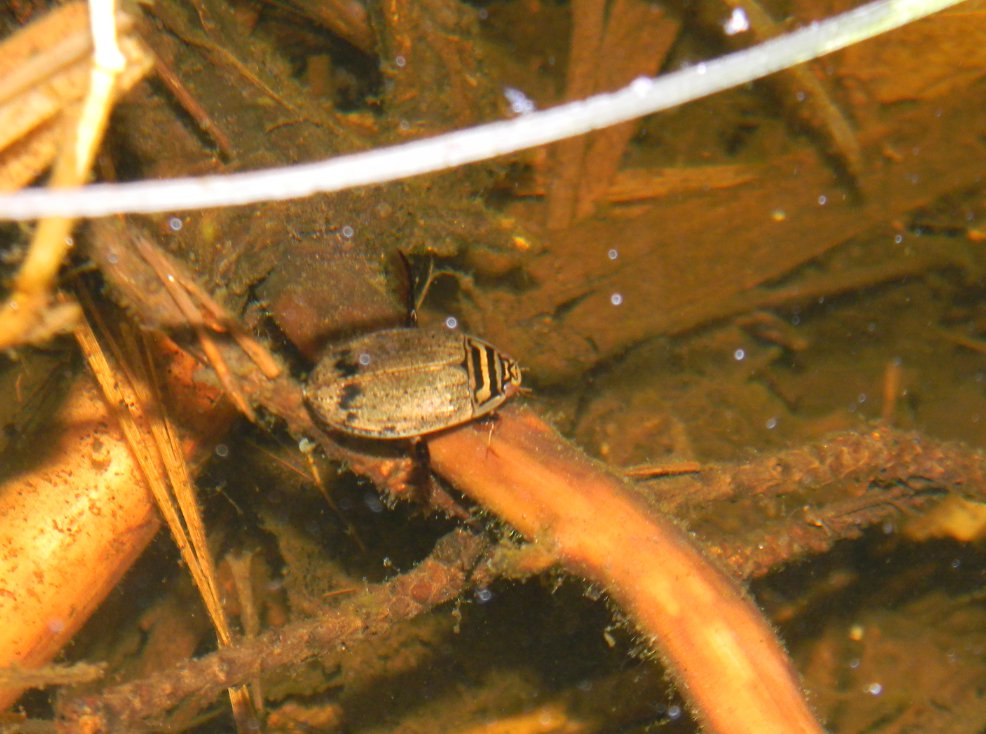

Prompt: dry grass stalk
[
  {"left": 0, "top": 1, "right": 151, "bottom": 349},
  {"left": 0, "top": 3, "right": 151, "bottom": 189},
  {"left": 546, "top": 0, "right": 605, "bottom": 230},
  {"left": 73, "top": 311, "right": 258, "bottom": 728},
  {"left": 225, "top": 551, "right": 265, "bottom": 712},
  {"left": 0, "top": 0, "right": 965, "bottom": 221},
  {"left": 570, "top": 0, "right": 680, "bottom": 221},
  {"left": 131, "top": 235, "right": 257, "bottom": 421}
]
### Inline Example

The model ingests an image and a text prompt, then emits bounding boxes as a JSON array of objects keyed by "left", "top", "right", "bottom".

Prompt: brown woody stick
[
  {"left": 57, "top": 530, "right": 485, "bottom": 729},
  {"left": 428, "top": 405, "right": 824, "bottom": 734}
]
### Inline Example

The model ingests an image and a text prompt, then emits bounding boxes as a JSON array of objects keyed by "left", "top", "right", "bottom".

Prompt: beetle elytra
[{"left": 304, "top": 327, "right": 522, "bottom": 439}]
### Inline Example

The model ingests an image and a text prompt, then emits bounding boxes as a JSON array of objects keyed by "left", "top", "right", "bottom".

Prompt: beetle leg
[
  {"left": 411, "top": 438, "right": 474, "bottom": 520},
  {"left": 472, "top": 413, "right": 501, "bottom": 458}
]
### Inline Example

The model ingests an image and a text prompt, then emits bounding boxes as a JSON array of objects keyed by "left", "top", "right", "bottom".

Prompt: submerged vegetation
[{"left": 0, "top": 0, "right": 984, "bottom": 731}]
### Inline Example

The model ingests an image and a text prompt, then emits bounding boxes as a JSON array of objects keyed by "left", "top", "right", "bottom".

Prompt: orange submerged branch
[{"left": 428, "top": 405, "right": 824, "bottom": 734}]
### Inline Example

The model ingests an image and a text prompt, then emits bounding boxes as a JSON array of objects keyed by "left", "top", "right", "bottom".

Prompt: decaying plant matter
[
  {"left": 1, "top": 0, "right": 985, "bottom": 733},
  {"left": 0, "top": 1, "right": 152, "bottom": 348}
]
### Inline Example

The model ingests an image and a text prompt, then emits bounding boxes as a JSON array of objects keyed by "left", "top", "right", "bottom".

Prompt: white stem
[
  {"left": 88, "top": 0, "right": 126, "bottom": 73},
  {"left": 0, "top": 0, "right": 965, "bottom": 221}
]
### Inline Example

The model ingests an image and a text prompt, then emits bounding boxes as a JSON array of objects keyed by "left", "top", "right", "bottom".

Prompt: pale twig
[
  {"left": 0, "top": 4, "right": 150, "bottom": 191},
  {"left": 0, "top": 0, "right": 127, "bottom": 348},
  {"left": 0, "top": 0, "right": 965, "bottom": 221}
]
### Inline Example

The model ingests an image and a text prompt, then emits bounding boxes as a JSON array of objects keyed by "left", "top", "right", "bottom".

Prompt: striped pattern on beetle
[{"left": 304, "top": 327, "right": 522, "bottom": 439}]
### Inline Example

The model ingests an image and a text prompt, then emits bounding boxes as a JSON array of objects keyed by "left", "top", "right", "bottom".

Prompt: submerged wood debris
[{"left": 0, "top": 0, "right": 985, "bottom": 732}]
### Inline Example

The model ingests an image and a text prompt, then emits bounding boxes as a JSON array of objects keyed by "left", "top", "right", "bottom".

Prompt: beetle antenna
[
  {"left": 414, "top": 258, "right": 436, "bottom": 316},
  {"left": 395, "top": 250, "right": 418, "bottom": 326}
]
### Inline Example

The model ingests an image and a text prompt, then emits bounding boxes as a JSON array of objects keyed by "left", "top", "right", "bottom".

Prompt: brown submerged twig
[
  {"left": 58, "top": 530, "right": 487, "bottom": 731},
  {"left": 718, "top": 483, "right": 942, "bottom": 579},
  {"left": 651, "top": 426, "right": 986, "bottom": 513},
  {"left": 670, "top": 427, "right": 986, "bottom": 577}
]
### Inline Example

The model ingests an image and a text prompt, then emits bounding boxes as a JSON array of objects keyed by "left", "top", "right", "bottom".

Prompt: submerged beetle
[{"left": 305, "top": 327, "right": 522, "bottom": 439}]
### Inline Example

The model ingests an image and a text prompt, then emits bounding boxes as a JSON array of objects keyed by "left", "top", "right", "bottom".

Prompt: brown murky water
[{"left": 1, "top": 0, "right": 985, "bottom": 731}]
